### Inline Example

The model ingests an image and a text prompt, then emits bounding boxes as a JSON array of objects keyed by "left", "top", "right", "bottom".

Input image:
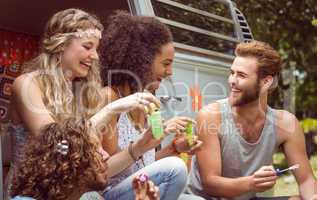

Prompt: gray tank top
[{"left": 187, "top": 99, "right": 279, "bottom": 200}]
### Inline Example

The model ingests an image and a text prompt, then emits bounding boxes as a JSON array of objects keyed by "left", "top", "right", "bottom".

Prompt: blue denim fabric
[
  {"left": 103, "top": 157, "right": 187, "bottom": 200},
  {"left": 11, "top": 196, "right": 34, "bottom": 200}
]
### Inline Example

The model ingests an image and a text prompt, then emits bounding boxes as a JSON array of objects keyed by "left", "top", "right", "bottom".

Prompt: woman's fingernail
[{"left": 138, "top": 173, "right": 149, "bottom": 183}]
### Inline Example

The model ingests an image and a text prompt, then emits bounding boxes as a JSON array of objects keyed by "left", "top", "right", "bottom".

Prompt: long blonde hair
[{"left": 24, "top": 8, "right": 104, "bottom": 120}]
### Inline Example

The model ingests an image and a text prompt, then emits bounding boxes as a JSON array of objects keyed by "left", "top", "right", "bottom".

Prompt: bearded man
[{"left": 185, "top": 41, "right": 317, "bottom": 200}]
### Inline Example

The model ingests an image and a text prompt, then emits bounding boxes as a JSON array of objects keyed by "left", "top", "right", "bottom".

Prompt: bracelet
[
  {"left": 128, "top": 141, "right": 138, "bottom": 161},
  {"left": 128, "top": 142, "right": 146, "bottom": 166},
  {"left": 172, "top": 138, "right": 181, "bottom": 155}
]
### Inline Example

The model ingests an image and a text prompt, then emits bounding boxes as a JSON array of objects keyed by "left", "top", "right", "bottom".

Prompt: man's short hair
[{"left": 235, "top": 41, "right": 282, "bottom": 78}]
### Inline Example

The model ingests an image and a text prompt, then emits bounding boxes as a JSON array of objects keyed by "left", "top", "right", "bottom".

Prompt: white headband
[
  {"left": 50, "top": 28, "right": 102, "bottom": 41},
  {"left": 73, "top": 29, "right": 102, "bottom": 39}
]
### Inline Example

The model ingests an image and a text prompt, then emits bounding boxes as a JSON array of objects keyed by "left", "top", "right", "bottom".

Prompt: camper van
[
  {"left": 139, "top": 0, "right": 253, "bottom": 119},
  {"left": 0, "top": 0, "right": 252, "bottom": 198}
]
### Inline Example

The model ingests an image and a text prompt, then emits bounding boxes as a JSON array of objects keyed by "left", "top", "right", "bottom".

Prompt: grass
[{"left": 271, "top": 155, "right": 317, "bottom": 197}]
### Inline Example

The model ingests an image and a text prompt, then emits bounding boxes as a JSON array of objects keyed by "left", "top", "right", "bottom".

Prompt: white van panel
[{"left": 156, "top": 53, "right": 230, "bottom": 119}]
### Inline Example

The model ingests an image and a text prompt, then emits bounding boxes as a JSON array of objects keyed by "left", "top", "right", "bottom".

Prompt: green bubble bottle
[
  {"left": 180, "top": 121, "right": 193, "bottom": 164},
  {"left": 148, "top": 103, "right": 164, "bottom": 139}
]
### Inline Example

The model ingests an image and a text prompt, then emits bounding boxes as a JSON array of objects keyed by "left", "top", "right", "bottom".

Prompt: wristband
[{"left": 172, "top": 138, "right": 181, "bottom": 154}]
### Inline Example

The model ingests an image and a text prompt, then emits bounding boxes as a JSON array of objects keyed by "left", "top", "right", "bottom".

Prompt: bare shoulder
[
  {"left": 196, "top": 101, "right": 222, "bottom": 137},
  {"left": 12, "top": 72, "right": 40, "bottom": 96},
  {"left": 197, "top": 102, "right": 221, "bottom": 119},
  {"left": 101, "top": 86, "right": 120, "bottom": 104},
  {"left": 274, "top": 109, "right": 300, "bottom": 140}
]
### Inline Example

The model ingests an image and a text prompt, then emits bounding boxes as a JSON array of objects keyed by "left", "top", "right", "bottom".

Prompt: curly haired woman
[
  {"left": 10, "top": 118, "right": 109, "bottom": 200},
  {"left": 10, "top": 117, "right": 160, "bottom": 200},
  {"left": 100, "top": 11, "right": 202, "bottom": 200}
]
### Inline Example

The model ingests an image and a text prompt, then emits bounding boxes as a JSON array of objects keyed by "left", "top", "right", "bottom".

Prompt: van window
[
  {"left": 168, "top": 26, "right": 235, "bottom": 55},
  {"left": 151, "top": 0, "right": 240, "bottom": 56},
  {"left": 172, "top": 0, "right": 232, "bottom": 18}
]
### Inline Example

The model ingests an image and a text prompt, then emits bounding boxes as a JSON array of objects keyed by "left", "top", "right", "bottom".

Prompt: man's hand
[{"left": 250, "top": 165, "right": 278, "bottom": 192}]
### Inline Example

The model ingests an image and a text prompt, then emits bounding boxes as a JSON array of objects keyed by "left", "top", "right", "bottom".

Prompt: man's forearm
[
  {"left": 203, "top": 175, "right": 252, "bottom": 198},
  {"left": 299, "top": 177, "right": 317, "bottom": 200}
]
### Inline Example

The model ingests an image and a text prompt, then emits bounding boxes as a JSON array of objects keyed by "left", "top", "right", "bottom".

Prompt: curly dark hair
[
  {"left": 10, "top": 118, "right": 107, "bottom": 200},
  {"left": 100, "top": 10, "right": 173, "bottom": 92}
]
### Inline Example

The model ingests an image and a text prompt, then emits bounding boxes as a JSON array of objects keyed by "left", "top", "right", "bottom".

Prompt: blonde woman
[
  {"left": 8, "top": 8, "right": 187, "bottom": 200},
  {"left": 7, "top": 9, "right": 105, "bottom": 199}
]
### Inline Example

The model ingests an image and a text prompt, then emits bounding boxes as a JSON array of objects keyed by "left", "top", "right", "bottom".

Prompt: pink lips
[
  {"left": 80, "top": 62, "right": 91, "bottom": 69},
  {"left": 231, "top": 89, "right": 241, "bottom": 92},
  {"left": 230, "top": 87, "right": 241, "bottom": 96}
]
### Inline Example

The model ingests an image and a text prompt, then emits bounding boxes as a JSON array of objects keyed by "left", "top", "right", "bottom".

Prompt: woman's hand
[
  {"left": 173, "top": 134, "right": 202, "bottom": 154},
  {"left": 163, "top": 116, "right": 194, "bottom": 135},
  {"left": 133, "top": 174, "right": 160, "bottom": 200},
  {"left": 163, "top": 116, "right": 202, "bottom": 154},
  {"left": 89, "top": 92, "right": 159, "bottom": 132},
  {"left": 133, "top": 116, "right": 193, "bottom": 156},
  {"left": 108, "top": 92, "right": 160, "bottom": 114}
]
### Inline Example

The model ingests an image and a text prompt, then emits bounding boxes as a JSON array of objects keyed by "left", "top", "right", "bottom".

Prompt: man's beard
[{"left": 230, "top": 81, "right": 260, "bottom": 106}]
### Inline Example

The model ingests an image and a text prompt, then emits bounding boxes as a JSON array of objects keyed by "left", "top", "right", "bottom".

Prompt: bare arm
[
  {"left": 195, "top": 103, "right": 255, "bottom": 197},
  {"left": 100, "top": 87, "right": 120, "bottom": 155},
  {"left": 12, "top": 73, "right": 55, "bottom": 135},
  {"left": 107, "top": 142, "right": 139, "bottom": 177},
  {"left": 278, "top": 111, "right": 317, "bottom": 199},
  {"left": 92, "top": 87, "right": 128, "bottom": 176},
  {"left": 99, "top": 87, "right": 163, "bottom": 176},
  {"left": 107, "top": 127, "right": 162, "bottom": 177}
]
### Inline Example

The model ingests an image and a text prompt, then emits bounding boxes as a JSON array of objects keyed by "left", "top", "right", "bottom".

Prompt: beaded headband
[{"left": 50, "top": 28, "right": 102, "bottom": 41}]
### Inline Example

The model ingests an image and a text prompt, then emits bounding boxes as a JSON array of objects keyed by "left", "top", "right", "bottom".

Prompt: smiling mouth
[
  {"left": 230, "top": 87, "right": 242, "bottom": 93},
  {"left": 80, "top": 62, "right": 91, "bottom": 69}
]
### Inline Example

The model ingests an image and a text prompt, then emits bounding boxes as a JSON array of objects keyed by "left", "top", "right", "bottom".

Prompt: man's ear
[
  {"left": 270, "top": 76, "right": 279, "bottom": 90},
  {"left": 262, "top": 75, "right": 274, "bottom": 90}
]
